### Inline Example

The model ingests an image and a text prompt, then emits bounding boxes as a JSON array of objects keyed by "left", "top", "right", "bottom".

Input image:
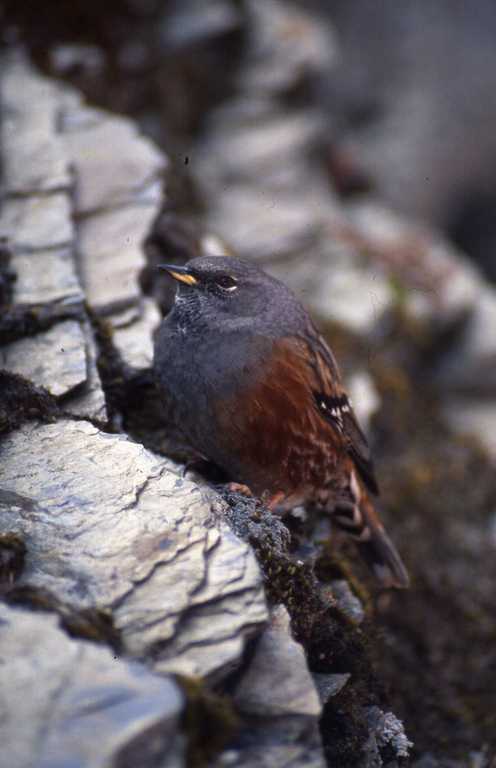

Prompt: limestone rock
[
  {"left": 111, "top": 298, "right": 161, "bottom": 371},
  {"left": 240, "top": 0, "right": 336, "bottom": 95},
  {"left": 363, "top": 707, "right": 413, "bottom": 767},
  {"left": 435, "top": 287, "right": 496, "bottom": 397},
  {"left": 313, "top": 673, "right": 350, "bottom": 705},
  {"left": 441, "top": 397, "right": 496, "bottom": 463},
  {"left": 225, "top": 605, "right": 325, "bottom": 768},
  {"left": 64, "top": 320, "right": 108, "bottom": 424},
  {"left": 61, "top": 114, "right": 166, "bottom": 215},
  {"left": 79, "top": 205, "right": 157, "bottom": 314},
  {"left": 344, "top": 202, "right": 481, "bottom": 329},
  {"left": 0, "top": 420, "right": 267, "bottom": 681},
  {"left": 234, "top": 605, "right": 321, "bottom": 717},
  {"left": 0, "top": 603, "right": 184, "bottom": 768},
  {"left": 0, "top": 193, "right": 74, "bottom": 252},
  {"left": 0, "top": 320, "right": 87, "bottom": 398},
  {"left": 160, "top": 0, "right": 241, "bottom": 50},
  {"left": 11, "top": 247, "right": 83, "bottom": 308},
  {"left": 0, "top": 52, "right": 72, "bottom": 194}
]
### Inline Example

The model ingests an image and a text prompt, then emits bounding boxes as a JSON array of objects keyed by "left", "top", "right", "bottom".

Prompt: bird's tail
[{"left": 334, "top": 477, "right": 409, "bottom": 589}]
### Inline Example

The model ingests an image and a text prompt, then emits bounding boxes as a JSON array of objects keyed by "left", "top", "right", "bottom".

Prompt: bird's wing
[{"left": 292, "top": 325, "right": 379, "bottom": 496}]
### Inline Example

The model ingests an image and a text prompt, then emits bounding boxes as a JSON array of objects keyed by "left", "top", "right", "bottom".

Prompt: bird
[{"left": 153, "top": 256, "right": 409, "bottom": 588}]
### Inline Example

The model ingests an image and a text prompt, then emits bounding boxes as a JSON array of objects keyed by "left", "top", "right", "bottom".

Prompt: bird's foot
[
  {"left": 262, "top": 490, "right": 286, "bottom": 511},
  {"left": 226, "top": 482, "right": 254, "bottom": 497}
]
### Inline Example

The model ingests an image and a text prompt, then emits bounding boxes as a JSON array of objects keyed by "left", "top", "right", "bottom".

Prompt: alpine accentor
[{"left": 154, "top": 256, "right": 409, "bottom": 588}]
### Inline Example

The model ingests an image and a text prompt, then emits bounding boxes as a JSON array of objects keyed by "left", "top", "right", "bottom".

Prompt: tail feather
[
  {"left": 334, "top": 476, "right": 409, "bottom": 589},
  {"left": 355, "top": 512, "right": 410, "bottom": 589}
]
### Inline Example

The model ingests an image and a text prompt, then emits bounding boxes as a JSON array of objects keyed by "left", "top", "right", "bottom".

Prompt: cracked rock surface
[
  {"left": 0, "top": 603, "right": 185, "bottom": 768},
  {"left": 0, "top": 419, "right": 267, "bottom": 680}
]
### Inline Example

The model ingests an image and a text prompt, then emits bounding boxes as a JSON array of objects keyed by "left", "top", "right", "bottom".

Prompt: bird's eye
[{"left": 216, "top": 275, "right": 237, "bottom": 293}]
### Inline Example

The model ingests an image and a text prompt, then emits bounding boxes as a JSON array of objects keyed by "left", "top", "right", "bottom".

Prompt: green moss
[
  {"left": 5, "top": 586, "right": 122, "bottom": 653},
  {"left": 175, "top": 675, "right": 240, "bottom": 767},
  {"left": 0, "top": 371, "right": 59, "bottom": 436},
  {"left": 0, "top": 532, "right": 26, "bottom": 588}
]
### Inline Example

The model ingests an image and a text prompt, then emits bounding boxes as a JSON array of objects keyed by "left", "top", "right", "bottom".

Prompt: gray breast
[{"left": 153, "top": 318, "right": 273, "bottom": 463}]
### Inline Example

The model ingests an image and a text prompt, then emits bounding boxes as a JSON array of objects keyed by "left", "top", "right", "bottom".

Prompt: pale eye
[{"left": 216, "top": 275, "right": 238, "bottom": 292}]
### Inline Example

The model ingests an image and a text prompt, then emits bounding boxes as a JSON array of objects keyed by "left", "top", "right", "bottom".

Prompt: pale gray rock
[
  {"left": 160, "top": 0, "right": 241, "bottom": 50},
  {"left": 313, "top": 672, "right": 351, "bottom": 705},
  {"left": 364, "top": 707, "right": 413, "bottom": 767},
  {"left": 108, "top": 305, "right": 143, "bottom": 329},
  {"left": 0, "top": 603, "right": 184, "bottom": 768},
  {"left": 327, "top": 579, "right": 365, "bottom": 624},
  {"left": 207, "top": 185, "right": 321, "bottom": 263},
  {"left": 347, "top": 371, "right": 381, "bottom": 435},
  {"left": 307, "top": 245, "right": 392, "bottom": 335},
  {"left": 0, "top": 52, "right": 72, "bottom": 194},
  {"left": 216, "top": 721, "right": 326, "bottom": 768},
  {"left": 12, "top": 247, "right": 83, "bottom": 307},
  {"left": 234, "top": 605, "right": 321, "bottom": 717},
  {"left": 345, "top": 202, "right": 481, "bottom": 329},
  {"left": 441, "top": 398, "right": 496, "bottom": 463},
  {"left": 0, "top": 320, "right": 87, "bottom": 398},
  {"left": 111, "top": 298, "right": 161, "bottom": 370},
  {"left": 0, "top": 193, "right": 74, "bottom": 252},
  {"left": 0, "top": 420, "right": 267, "bottom": 681},
  {"left": 50, "top": 43, "right": 106, "bottom": 77},
  {"left": 64, "top": 320, "right": 108, "bottom": 424},
  {"left": 78, "top": 205, "right": 157, "bottom": 314},
  {"left": 59, "top": 100, "right": 108, "bottom": 133},
  {"left": 435, "top": 287, "right": 496, "bottom": 396},
  {"left": 198, "top": 112, "right": 324, "bottom": 188},
  {"left": 240, "top": 0, "right": 337, "bottom": 95},
  {"left": 62, "top": 114, "right": 166, "bottom": 215}
]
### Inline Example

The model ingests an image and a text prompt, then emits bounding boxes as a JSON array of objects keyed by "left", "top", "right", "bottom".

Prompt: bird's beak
[{"left": 157, "top": 264, "right": 198, "bottom": 286}]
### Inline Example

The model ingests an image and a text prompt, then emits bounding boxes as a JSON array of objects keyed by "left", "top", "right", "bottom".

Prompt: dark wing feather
[
  {"left": 341, "top": 408, "right": 379, "bottom": 495},
  {"left": 300, "top": 324, "right": 380, "bottom": 496}
]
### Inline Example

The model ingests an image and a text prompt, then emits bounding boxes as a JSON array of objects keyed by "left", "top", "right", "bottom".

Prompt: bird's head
[{"left": 158, "top": 255, "right": 304, "bottom": 334}]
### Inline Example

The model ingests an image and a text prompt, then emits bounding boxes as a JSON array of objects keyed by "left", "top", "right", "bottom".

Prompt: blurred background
[{"left": 1, "top": 1, "right": 495, "bottom": 765}]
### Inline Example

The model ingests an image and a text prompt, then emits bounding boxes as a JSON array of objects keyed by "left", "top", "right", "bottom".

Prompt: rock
[
  {"left": 344, "top": 202, "right": 481, "bottom": 328},
  {"left": 216, "top": 719, "right": 326, "bottom": 768},
  {"left": 0, "top": 603, "right": 185, "bottom": 768},
  {"left": 239, "top": 0, "right": 336, "bottom": 95},
  {"left": 11, "top": 247, "right": 83, "bottom": 308},
  {"left": 78, "top": 205, "right": 157, "bottom": 315},
  {"left": 0, "top": 193, "right": 74, "bottom": 252},
  {"left": 313, "top": 672, "right": 350, "bottom": 705},
  {"left": 301, "top": 244, "right": 393, "bottom": 335},
  {"left": 50, "top": 43, "right": 106, "bottom": 77},
  {"left": 441, "top": 398, "right": 496, "bottom": 463},
  {"left": 64, "top": 320, "right": 108, "bottom": 424},
  {"left": 111, "top": 298, "right": 161, "bottom": 371},
  {"left": 327, "top": 580, "right": 365, "bottom": 624},
  {"left": 0, "top": 51, "right": 72, "bottom": 194},
  {"left": 61, "top": 113, "right": 166, "bottom": 215},
  {"left": 219, "top": 600, "right": 326, "bottom": 766},
  {"left": 160, "top": 0, "right": 241, "bottom": 50},
  {"left": 0, "top": 420, "right": 267, "bottom": 681},
  {"left": 324, "top": 0, "right": 496, "bottom": 245},
  {"left": 435, "top": 287, "right": 496, "bottom": 397},
  {"left": 0, "top": 320, "right": 87, "bottom": 398},
  {"left": 206, "top": 185, "right": 321, "bottom": 263},
  {"left": 364, "top": 707, "right": 413, "bottom": 767},
  {"left": 234, "top": 605, "right": 321, "bottom": 717},
  {"left": 347, "top": 371, "right": 381, "bottom": 435},
  {"left": 197, "top": 111, "right": 324, "bottom": 188}
]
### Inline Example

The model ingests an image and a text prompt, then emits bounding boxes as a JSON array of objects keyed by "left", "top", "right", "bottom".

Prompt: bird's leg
[{"left": 262, "top": 490, "right": 286, "bottom": 511}]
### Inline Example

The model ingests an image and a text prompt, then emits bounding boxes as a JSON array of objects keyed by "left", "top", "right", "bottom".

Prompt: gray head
[{"left": 158, "top": 256, "right": 308, "bottom": 336}]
